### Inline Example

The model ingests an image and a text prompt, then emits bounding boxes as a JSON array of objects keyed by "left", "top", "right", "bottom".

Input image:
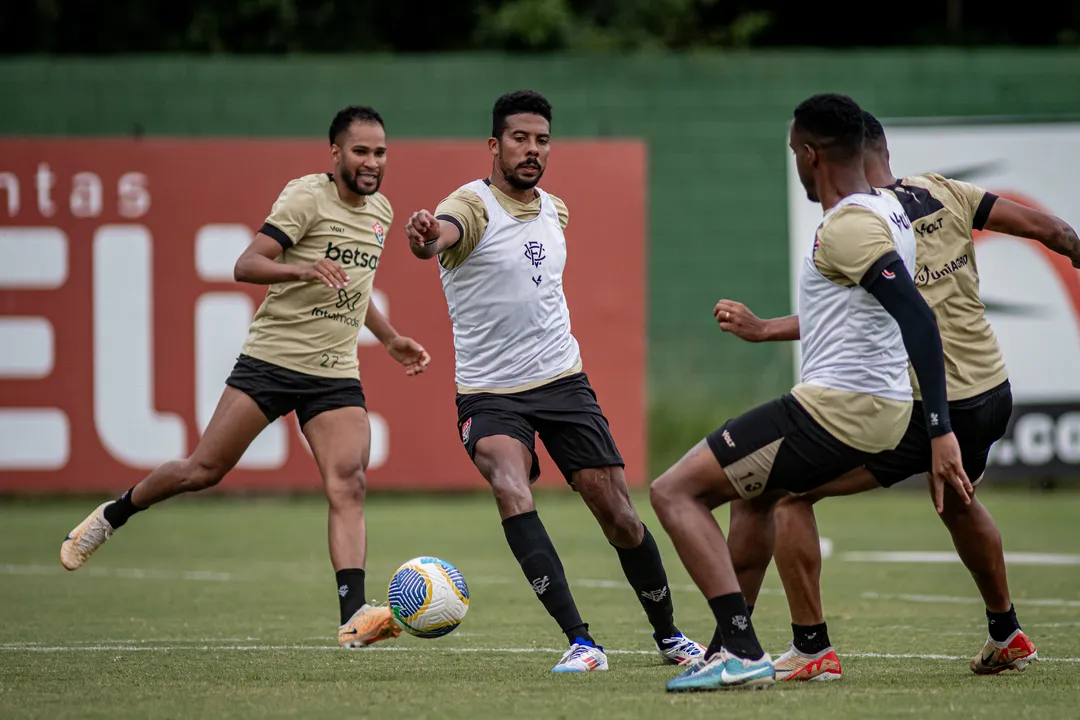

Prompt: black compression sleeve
[{"left": 860, "top": 251, "right": 952, "bottom": 437}]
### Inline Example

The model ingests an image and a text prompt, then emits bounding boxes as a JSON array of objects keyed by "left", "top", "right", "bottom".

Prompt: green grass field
[{"left": 2, "top": 488, "right": 1078, "bottom": 719}]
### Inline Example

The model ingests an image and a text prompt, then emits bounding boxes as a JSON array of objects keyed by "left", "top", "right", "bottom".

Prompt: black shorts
[
  {"left": 866, "top": 380, "right": 1013, "bottom": 488},
  {"left": 225, "top": 354, "right": 366, "bottom": 428},
  {"left": 706, "top": 394, "right": 873, "bottom": 499},
  {"left": 455, "top": 372, "right": 624, "bottom": 486}
]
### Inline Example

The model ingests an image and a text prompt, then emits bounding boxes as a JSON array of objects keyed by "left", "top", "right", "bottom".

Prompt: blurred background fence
[{"left": 4, "top": 5, "right": 1080, "bottom": 487}]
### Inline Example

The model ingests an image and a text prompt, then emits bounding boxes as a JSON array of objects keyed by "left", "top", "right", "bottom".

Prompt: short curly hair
[
  {"left": 862, "top": 110, "right": 887, "bottom": 149},
  {"left": 792, "top": 93, "right": 865, "bottom": 159},
  {"left": 492, "top": 90, "right": 552, "bottom": 139},
  {"left": 328, "top": 106, "right": 384, "bottom": 146}
]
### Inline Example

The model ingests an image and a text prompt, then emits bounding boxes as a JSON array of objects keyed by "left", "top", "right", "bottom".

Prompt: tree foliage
[{"left": 3, "top": 0, "right": 1079, "bottom": 54}]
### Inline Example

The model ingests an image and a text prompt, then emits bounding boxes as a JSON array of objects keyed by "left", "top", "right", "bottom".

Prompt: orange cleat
[
  {"left": 971, "top": 630, "right": 1038, "bottom": 675},
  {"left": 338, "top": 604, "right": 403, "bottom": 648}
]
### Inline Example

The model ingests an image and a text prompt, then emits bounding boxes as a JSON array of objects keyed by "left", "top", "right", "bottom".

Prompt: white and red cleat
[
  {"left": 773, "top": 644, "right": 843, "bottom": 682},
  {"left": 971, "top": 630, "right": 1038, "bottom": 675}
]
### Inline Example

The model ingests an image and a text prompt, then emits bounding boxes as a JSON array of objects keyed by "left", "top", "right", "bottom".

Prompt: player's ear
[
  {"left": 330, "top": 142, "right": 341, "bottom": 164},
  {"left": 487, "top": 137, "right": 499, "bottom": 156},
  {"left": 805, "top": 145, "right": 818, "bottom": 169}
]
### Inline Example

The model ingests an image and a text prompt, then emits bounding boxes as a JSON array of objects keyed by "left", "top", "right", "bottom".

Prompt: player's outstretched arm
[
  {"left": 406, "top": 210, "right": 461, "bottom": 260},
  {"left": 860, "top": 252, "right": 972, "bottom": 512},
  {"left": 983, "top": 198, "right": 1080, "bottom": 268},
  {"left": 714, "top": 300, "right": 800, "bottom": 342},
  {"left": 364, "top": 302, "right": 431, "bottom": 377},
  {"left": 234, "top": 233, "right": 349, "bottom": 288}
]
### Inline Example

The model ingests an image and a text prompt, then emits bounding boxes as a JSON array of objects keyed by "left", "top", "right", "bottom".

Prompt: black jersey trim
[
  {"left": 435, "top": 214, "right": 465, "bottom": 248},
  {"left": 260, "top": 222, "right": 293, "bottom": 250},
  {"left": 973, "top": 192, "right": 998, "bottom": 231}
]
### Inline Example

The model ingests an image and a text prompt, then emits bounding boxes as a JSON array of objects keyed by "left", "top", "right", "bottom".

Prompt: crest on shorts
[
  {"left": 461, "top": 417, "right": 472, "bottom": 444},
  {"left": 372, "top": 222, "right": 385, "bottom": 246}
]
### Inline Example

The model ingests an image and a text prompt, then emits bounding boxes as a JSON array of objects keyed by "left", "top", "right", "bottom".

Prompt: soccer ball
[{"left": 387, "top": 556, "right": 470, "bottom": 638}]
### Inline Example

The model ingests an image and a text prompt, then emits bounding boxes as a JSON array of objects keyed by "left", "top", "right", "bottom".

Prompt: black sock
[
  {"left": 792, "top": 622, "right": 831, "bottom": 656},
  {"left": 613, "top": 525, "right": 678, "bottom": 640},
  {"left": 502, "top": 511, "right": 593, "bottom": 646},
  {"left": 336, "top": 568, "right": 366, "bottom": 625},
  {"left": 987, "top": 604, "right": 1020, "bottom": 643},
  {"left": 102, "top": 486, "right": 146, "bottom": 529},
  {"left": 705, "top": 592, "right": 764, "bottom": 660}
]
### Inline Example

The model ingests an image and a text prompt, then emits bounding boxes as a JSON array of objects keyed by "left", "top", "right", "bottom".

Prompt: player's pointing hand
[{"left": 406, "top": 210, "right": 441, "bottom": 250}]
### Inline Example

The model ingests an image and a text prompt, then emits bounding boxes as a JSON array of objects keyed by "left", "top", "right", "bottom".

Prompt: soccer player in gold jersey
[
  {"left": 61, "top": 106, "right": 430, "bottom": 649},
  {"left": 719, "top": 110, "right": 1080, "bottom": 681}
]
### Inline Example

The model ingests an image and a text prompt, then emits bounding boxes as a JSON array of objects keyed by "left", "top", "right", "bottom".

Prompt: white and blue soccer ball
[{"left": 387, "top": 556, "right": 470, "bottom": 638}]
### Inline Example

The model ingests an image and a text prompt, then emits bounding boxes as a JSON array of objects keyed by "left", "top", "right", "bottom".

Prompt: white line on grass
[
  {"left": 863, "top": 592, "right": 1080, "bottom": 608},
  {"left": 842, "top": 551, "right": 1080, "bottom": 566},
  {"left": 0, "top": 643, "right": 1077, "bottom": 662},
  {"left": 572, "top": 579, "right": 784, "bottom": 596},
  {"left": 0, "top": 564, "right": 233, "bottom": 581}
]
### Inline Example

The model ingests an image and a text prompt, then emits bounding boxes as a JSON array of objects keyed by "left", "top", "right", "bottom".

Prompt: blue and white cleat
[
  {"left": 665, "top": 648, "right": 775, "bottom": 692},
  {"left": 552, "top": 642, "right": 609, "bottom": 673},
  {"left": 657, "top": 633, "right": 706, "bottom": 666}
]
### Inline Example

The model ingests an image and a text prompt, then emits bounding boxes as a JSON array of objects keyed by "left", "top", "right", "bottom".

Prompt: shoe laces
[
  {"left": 561, "top": 644, "right": 594, "bottom": 664},
  {"left": 662, "top": 635, "right": 702, "bottom": 656},
  {"left": 76, "top": 517, "right": 114, "bottom": 553}
]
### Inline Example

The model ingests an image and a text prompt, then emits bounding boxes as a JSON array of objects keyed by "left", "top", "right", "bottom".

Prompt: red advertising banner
[{"left": 0, "top": 138, "right": 646, "bottom": 493}]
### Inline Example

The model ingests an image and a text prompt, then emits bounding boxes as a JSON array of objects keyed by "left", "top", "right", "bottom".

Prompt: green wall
[{"left": 4, "top": 51, "right": 1080, "bottom": 472}]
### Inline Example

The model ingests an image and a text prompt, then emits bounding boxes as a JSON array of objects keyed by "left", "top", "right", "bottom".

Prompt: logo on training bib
[
  {"left": 372, "top": 221, "right": 385, "bottom": 246},
  {"left": 524, "top": 240, "right": 546, "bottom": 268},
  {"left": 461, "top": 418, "right": 472, "bottom": 444}
]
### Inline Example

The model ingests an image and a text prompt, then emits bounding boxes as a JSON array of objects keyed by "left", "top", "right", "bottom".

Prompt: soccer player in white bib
[
  {"left": 718, "top": 109, "right": 1075, "bottom": 680},
  {"left": 405, "top": 90, "right": 704, "bottom": 673},
  {"left": 651, "top": 94, "right": 973, "bottom": 692}
]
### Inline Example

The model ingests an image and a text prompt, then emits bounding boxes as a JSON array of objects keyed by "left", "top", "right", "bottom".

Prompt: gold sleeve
[
  {"left": 550, "top": 194, "right": 570, "bottom": 231},
  {"left": 437, "top": 189, "right": 489, "bottom": 270},
  {"left": 813, "top": 206, "right": 896, "bottom": 286},
  {"left": 941, "top": 176, "right": 990, "bottom": 229},
  {"left": 262, "top": 179, "right": 317, "bottom": 248}
]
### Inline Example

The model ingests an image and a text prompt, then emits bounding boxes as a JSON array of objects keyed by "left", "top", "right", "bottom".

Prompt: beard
[
  {"left": 342, "top": 167, "right": 382, "bottom": 196},
  {"left": 500, "top": 158, "right": 544, "bottom": 190}
]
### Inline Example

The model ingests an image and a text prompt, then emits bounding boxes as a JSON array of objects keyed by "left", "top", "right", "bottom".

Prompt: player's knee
[
  {"left": 181, "top": 457, "right": 229, "bottom": 491},
  {"left": 649, "top": 474, "right": 680, "bottom": 516},
  {"left": 774, "top": 492, "right": 813, "bottom": 514},
  {"left": 326, "top": 462, "right": 366, "bottom": 508},
  {"left": 582, "top": 475, "right": 641, "bottom": 544},
  {"left": 487, "top": 465, "right": 532, "bottom": 509}
]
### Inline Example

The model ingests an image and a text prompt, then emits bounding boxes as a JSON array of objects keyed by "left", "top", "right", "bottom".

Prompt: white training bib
[
  {"left": 798, "top": 190, "right": 918, "bottom": 401},
  {"left": 439, "top": 180, "right": 580, "bottom": 389}
]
